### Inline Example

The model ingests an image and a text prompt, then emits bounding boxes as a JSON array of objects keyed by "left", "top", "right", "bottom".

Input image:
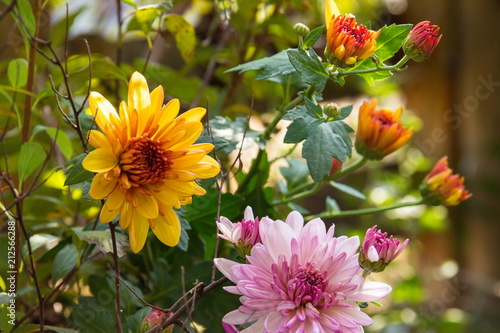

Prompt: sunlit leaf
[
  {"left": 164, "top": 14, "right": 197, "bottom": 61},
  {"left": 18, "top": 142, "right": 46, "bottom": 184},
  {"left": 32, "top": 125, "right": 73, "bottom": 160}
]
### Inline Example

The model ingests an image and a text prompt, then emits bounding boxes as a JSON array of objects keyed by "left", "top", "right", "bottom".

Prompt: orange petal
[
  {"left": 88, "top": 173, "right": 118, "bottom": 200},
  {"left": 83, "top": 148, "right": 118, "bottom": 173}
]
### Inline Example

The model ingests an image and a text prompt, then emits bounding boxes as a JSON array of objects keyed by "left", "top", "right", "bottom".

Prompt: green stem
[
  {"left": 273, "top": 181, "right": 323, "bottom": 206},
  {"left": 237, "top": 86, "right": 313, "bottom": 193},
  {"left": 333, "top": 54, "right": 411, "bottom": 77},
  {"left": 309, "top": 198, "right": 425, "bottom": 219}
]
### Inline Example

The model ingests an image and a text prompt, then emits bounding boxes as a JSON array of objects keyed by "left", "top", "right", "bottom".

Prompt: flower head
[
  {"left": 420, "top": 156, "right": 471, "bottom": 206},
  {"left": 325, "top": 14, "right": 380, "bottom": 68},
  {"left": 359, "top": 226, "right": 409, "bottom": 273},
  {"left": 217, "top": 206, "right": 262, "bottom": 258},
  {"left": 355, "top": 99, "right": 413, "bottom": 160},
  {"left": 403, "top": 21, "right": 442, "bottom": 62},
  {"left": 83, "top": 72, "right": 220, "bottom": 253},
  {"left": 140, "top": 309, "right": 173, "bottom": 333},
  {"left": 330, "top": 158, "right": 343, "bottom": 176},
  {"left": 215, "top": 211, "right": 392, "bottom": 332}
]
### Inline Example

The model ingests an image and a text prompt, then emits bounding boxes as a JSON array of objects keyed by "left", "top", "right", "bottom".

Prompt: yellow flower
[
  {"left": 82, "top": 72, "right": 220, "bottom": 253},
  {"left": 355, "top": 99, "right": 413, "bottom": 160},
  {"left": 420, "top": 156, "right": 471, "bottom": 206},
  {"left": 325, "top": 14, "right": 380, "bottom": 68}
]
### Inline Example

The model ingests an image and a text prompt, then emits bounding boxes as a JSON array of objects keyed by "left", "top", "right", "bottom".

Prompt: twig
[{"left": 109, "top": 222, "right": 123, "bottom": 333}]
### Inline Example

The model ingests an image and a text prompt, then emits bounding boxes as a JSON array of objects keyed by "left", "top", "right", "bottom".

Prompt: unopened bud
[
  {"left": 324, "top": 103, "right": 340, "bottom": 118},
  {"left": 330, "top": 158, "right": 343, "bottom": 175},
  {"left": 293, "top": 23, "right": 310, "bottom": 38}
]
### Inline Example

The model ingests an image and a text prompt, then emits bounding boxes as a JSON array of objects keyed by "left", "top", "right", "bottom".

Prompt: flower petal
[
  {"left": 214, "top": 258, "right": 240, "bottom": 281},
  {"left": 88, "top": 130, "right": 112, "bottom": 150},
  {"left": 353, "top": 281, "right": 392, "bottom": 302},
  {"left": 89, "top": 92, "right": 120, "bottom": 130},
  {"left": 128, "top": 72, "right": 151, "bottom": 113},
  {"left": 151, "top": 207, "right": 181, "bottom": 246},
  {"left": 135, "top": 192, "right": 159, "bottom": 219},
  {"left": 129, "top": 212, "right": 149, "bottom": 253},
  {"left": 88, "top": 173, "right": 118, "bottom": 200},
  {"left": 83, "top": 148, "right": 118, "bottom": 173},
  {"left": 177, "top": 107, "right": 206, "bottom": 123}
]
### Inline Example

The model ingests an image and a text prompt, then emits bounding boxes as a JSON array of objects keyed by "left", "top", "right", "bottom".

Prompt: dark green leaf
[
  {"left": 302, "top": 26, "right": 325, "bottom": 50},
  {"left": 226, "top": 50, "right": 296, "bottom": 81},
  {"left": 333, "top": 105, "right": 353, "bottom": 121},
  {"left": 7, "top": 58, "right": 28, "bottom": 88},
  {"left": 280, "top": 158, "right": 310, "bottom": 190},
  {"left": 177, "top": 209, "right": 191, "bottom": 251},
  {"left": 329, "top": 181, "right": 366, "bottom": 199},
  {"left": 284, "top": 116, "right": 323, "bottom": 144},
  {"left": 69, "top": 297, "right": 115, "bottom": 333},
  {"left": 208, "top": 116, "right": 262, "bottom": 153},
  {"left": 304, "top": 96, "right": 323, "bottom": 118},
  {"left": 287, "top": 48, "right": 328, "bottom": 91},
  {"left": 65, "top": 154, "right": 94, "bottom": 186},
  {"left": 52, "top": 244, "right": 78, "bottom": 282},
  {"left": 18, "top": 142, "right": 46, "bottom": 184},
  {"left": 327, "top": 121, "right": 354, "bottom": 158},
  {"left": 12, "top": 325, "right": 80, "bottom": 333}
]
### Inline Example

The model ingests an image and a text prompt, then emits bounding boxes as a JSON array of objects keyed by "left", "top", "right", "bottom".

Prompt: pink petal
[
  {"left": 244, "top": 206, "right": 255, "bottom": 221},
  {"left": 353, "top": 281, "right": 392, "bottom": 302},
  {"left": 214, "top": 258, "right": 240, "bottom": 281}
]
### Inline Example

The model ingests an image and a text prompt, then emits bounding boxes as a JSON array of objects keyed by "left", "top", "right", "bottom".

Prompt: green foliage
[
  {"left": 17, "top": 142, "right": 46, "bottom": 186},
  {"left": 226, "top": 49, "right": 297, "bottom": 81},
  {"left": 287, "top": 48, "right": 328, "bottom": 92},
  {"left": 163, "top": 14, "right": 197, "bottom": 61}
]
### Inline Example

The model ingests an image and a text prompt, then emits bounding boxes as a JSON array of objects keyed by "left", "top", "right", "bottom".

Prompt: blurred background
[{"left": 1, "top": 0, "right": 499, "bottom": 332}]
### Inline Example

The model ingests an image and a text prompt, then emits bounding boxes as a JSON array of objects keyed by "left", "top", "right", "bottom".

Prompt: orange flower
[
  {"left": 421, "top": 156, "right": 471, "bottom": 206},
  {"left": 355, "top": 99, "right": 413, "bottom": 160},
  {"left": 403, "top": 21, "right": 442, "bottom": 62},
  {"left": 325, "top": 14, "right": 380, "bottom": 68},
  {"left": 82, "top": 72, "right": 220, "bottom": 253}
]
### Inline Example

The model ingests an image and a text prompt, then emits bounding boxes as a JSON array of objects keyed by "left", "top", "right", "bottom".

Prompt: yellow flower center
[{"left": 120, "top": 134, "right": 173, "bottom": 186}]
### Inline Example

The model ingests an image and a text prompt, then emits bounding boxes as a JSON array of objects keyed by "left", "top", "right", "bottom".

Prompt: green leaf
[
  {"left": 22, "top": 233, "right": 58, "bottom": 257},
  {"left": 69, "top": 297, "right": 115, "bottom": 333},
  {"left": 32, "top": 125, "right": 74, "bottom": 160},
  {"left": 302, "top": 122, "right": 350, "bottom": 182},
  {"left": 284, "top": 116, "right": 323, "bottom": 144},
  {"left": 9, "top": 324, "right": 80, "bottom": 333},
  {"left": 325, "top": 196, "right": 340, "bottom": 214},
  {"left": 18, "top": 142, "right": 46, "bottom": 184},
  {"left": 280, "top": 158, "right": 310, "bottom": 190},
  {"left": 135, "top": 6, "right": 161, "bottom": 36},
  {"left": 329, "top": 181, "right": 366, "bottom": 200},
  {"left": 327, "top": 121, "right": 354, "bottom": 158},
  {"left": 164, "top": 14, "right": 197, "bottom": 61},
  {"left": 304, "top": 96, "right": 323, "bottom": 118},
  {"left": 208, "top": 116, "right": 262, "bottom": 153},
  {"left": 65, "top": 154, "right": 94, "bottom": 186},
  {"left": 121, "top": 0, "right": 137, "bottom": 9},
  {"left": 72, "top": 228, "right": 128, "bottom": 256},
  {"left": 226, "top": 49, "right": 296, "bottom": 81},
  {"left": 16, "top": 0, "right": 36, "bottom": 36},
  {"left": 7, "top": 58, "right": 28, "bottom": 88},
  {"left": 52, "top": 244, "right": 78, "bottom": 282},
  {"left": 302, "top": 26, "right": 325, "bottom": 50},
  {"left": 333, "top": 105, "right": 353, "bottom": 121},
  {"left": 287, "top": 48, "right": 328, "bottom": 92}
]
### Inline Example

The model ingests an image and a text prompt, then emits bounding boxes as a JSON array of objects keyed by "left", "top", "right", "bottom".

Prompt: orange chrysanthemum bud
[
  {"left": 420, "top": 156, "right": 471, "bottom": 206},
  {"left": 325, "top": 14, "right": 380, "bottom": 68},
  {"left": 403, "top": 21, "right": 442, "bottom": 62},
  {"left": 355, "top": 99, "right": 413, "bottom": 160},
  {"left": 330, "top": 158, "right": 343, "bottom": 176}
]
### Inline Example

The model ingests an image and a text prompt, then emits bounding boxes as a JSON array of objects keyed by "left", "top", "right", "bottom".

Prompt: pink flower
[
  {"left": 403, "top": 21, "right": 442, "bottom": 62},
  {"left": 359, "top": 226, "right": 409, "bottom": 273},
  {"left": 217, "top": 206, "right": 262, "bottom": 257},
  {"left": 215, "top": 211, "right": 392, "bottom": 332}
]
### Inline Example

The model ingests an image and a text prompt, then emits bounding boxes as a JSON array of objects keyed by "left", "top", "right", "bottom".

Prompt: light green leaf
[
  {"left": 164, "top": 14, "right": 197, "bottom": 61},
  {"left": 22, "top": 234, "right": 58, "bottom": 257},
  {"left": 121, "top": 0, "right": 137, "bottom": 9},
  {"left": 329, "top": 181, "right": 366, "bottom": 200},
  {"left": 16, "top": 0, "right": 36, "bottom": 36},
  {"left": 18, "top": 142, "right": 46, "bottom": 184},
  {"left": 7, "top": 58, "right": 28, "bottom": 88},
  {"left": 52, "top": 244, "right": 78, "bottom": 283},
  {"left": 32, "top": 125, "right": 73, "bottom": 160},
  {"left": 302, "top": 25, "right": 324, "bottom": 50},
  {"left": 325, "top": 196, "right": 340, "bottom": 213},
  {"left": 136, "top": 5, "right": 161, "bottom": 36}
]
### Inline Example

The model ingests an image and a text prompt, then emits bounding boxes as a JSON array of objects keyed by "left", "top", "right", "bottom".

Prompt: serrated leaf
[
  {"left": 327, "top": 121, "right": 354, "bottom": 158},
  {"left": 304, "top": 96, "right": 323, "bottom": 118},
  {"left": 208, "top": 116, "right": 262, "bottom": 153},
  {"left": 52, "top": 244, "right": 78, "bottom": 282},
  {"left": 164, "top": 14, "right": 197, "bottom": 61},
  {"left": 287, "top": 48, "right": 328, "bottom": 91},
  {"left": 302, "top": 123, "right": 349, "bottom": 182},
  {"left": 65, "top": 154, "right": 94, "bottom": 186},
  {"left": 302, "top": 26, "right": 324, "bottom": 49},
  {"left": 330, "top": 181, "right": 366, "bottom": 199},
  {"left": 18, "top": 142, "right": 46, "bottom": 184},
  {"left": 8, "top": 58, "right": 28, "bottom": 88},
  {"left": 226, "top": 50, "right": 296, "bottom": 81},
  {"left": 284, "top": 117, "right": 323, "bottom": 144},
  {"left": 280, "top": 158, "right": 310, "bottom": 190}
]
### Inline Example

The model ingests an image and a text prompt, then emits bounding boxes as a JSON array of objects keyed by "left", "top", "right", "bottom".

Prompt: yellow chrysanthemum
[{"left": 82, "top": 72, "right": 220, "bottom": 253}]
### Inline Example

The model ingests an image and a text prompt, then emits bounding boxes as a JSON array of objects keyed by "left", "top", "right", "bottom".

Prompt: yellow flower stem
[
  {"left": 237, "top": 86, "right": 314, "bottom": 193},
  {"left": 333, "top": 54, "right": 412, "bottom": 77},
  {"left": 308, "top": 198, "right": 426, "bottom": 220}
]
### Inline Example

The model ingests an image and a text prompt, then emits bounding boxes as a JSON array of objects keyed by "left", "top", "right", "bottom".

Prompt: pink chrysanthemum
[{"left": 215, "top": 212, "right": 392, "bottom": 332}]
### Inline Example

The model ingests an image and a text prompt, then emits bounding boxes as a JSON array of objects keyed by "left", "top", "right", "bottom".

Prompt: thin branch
[{"left": 109, "top": 222, "right": 123, "bottom": 333}]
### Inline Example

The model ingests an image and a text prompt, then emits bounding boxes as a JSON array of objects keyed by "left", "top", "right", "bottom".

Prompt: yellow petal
[
  {"left": 135, "top": 192, "right": 159, "bottom": 219},
  {"left": 168, "top": 122, "right": 203, "bottom": 150},
  {"left": 88, "top": 130, "right": 112, "bottom": 150},
  {"left": 189, "top": 155, "right": 220, "bottom": 178},
  {"left": 190, "top": 181, "right": 206, "bottom": 196},
  {"left": 89, "top": 92, "right": 120, "bottom": 130},
  {"left": 129, "top": 212, "right": 149, "bottom": 253},
  {"left": 152, "top": 189, "right": 181, "bottom": 208},
  {"left": 177, "top": 107, "right": 206, "bottom": 123},
  {"left": 158, "top": 99, "right": 180, "bottom": 127},
  {"left": 88, "top": 173, "right": 118, "bottom": 200},
  {"left": 106, "top": 187, "right": 126, "bottom": 211},
  {"left": 100, "top": 202, "right": 119, "bottom": 223},
  {"left": 128, "top": 72, "right": 151, "bottom": 113},
  {"left": 83, "top": 148, "right": 118, "bottom": 173},
  {"left": 119, "top": 201, "right": 133, "bottom": 229},
  {"left": 150, "top": 86, "right": 164, "bottom": 113},
  {"left": 325, "top": 0, "right": 340, "bottom": 24},
  {"left": 165, "top": 170, "right": 197, "bottom": 181},
  {"left": 152, "top": 208, "right": 181, "bottom": 247},
  {"left": 162, "top": 180, "right": 195, "bottom": 197}
]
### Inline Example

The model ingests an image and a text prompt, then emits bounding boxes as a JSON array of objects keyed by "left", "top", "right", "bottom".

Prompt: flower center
[
  {"left": 120, "top": 134, "right": 173, "bottom": 185},
  {"left": 288, "top": 262, "right": 330, "bottom": 308},
  {"left": 373, "top": 111, "right": 394, "bottom": 126}
]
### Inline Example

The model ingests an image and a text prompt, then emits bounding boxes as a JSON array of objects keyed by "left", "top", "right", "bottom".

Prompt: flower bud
[
  {"left": 216, "top": 206, "right": 262, "bottom": 258},
  {"left": 325, "top": 14, "right": 380, "bottom": 68},
  {"left": 403, "top": 21, "right": 442, "bottom": 62},
  {"left": 140, "top": 309, "right": 173, "bottom": 333},
  {"left": 355, "top": 99, "right": 413, "bottom": 160},
  {"left": 359, "top": 226, "right": 409, "bottom": 273},
  {"left": 324, "top": 102, "right": 340, "bottom": 118},
  {"left": 293, "top": 23, "right": 310, "bottom": 38},
  {"left": 330, "top": 158, "right": 343, "bottom": 176},
  {"left": 420, "top": 156, "right": 471, "bottom": 206}
]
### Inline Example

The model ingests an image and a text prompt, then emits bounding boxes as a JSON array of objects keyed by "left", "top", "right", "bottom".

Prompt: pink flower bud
[
  {"left": 359, "top": 226, "right": 409, "bottom": 273},
  {"left": 403, "top": 21, "right": 442, "bottom": 62},
  {"left": 140, "top": 309, "right": 173, "bottom": 333}
]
